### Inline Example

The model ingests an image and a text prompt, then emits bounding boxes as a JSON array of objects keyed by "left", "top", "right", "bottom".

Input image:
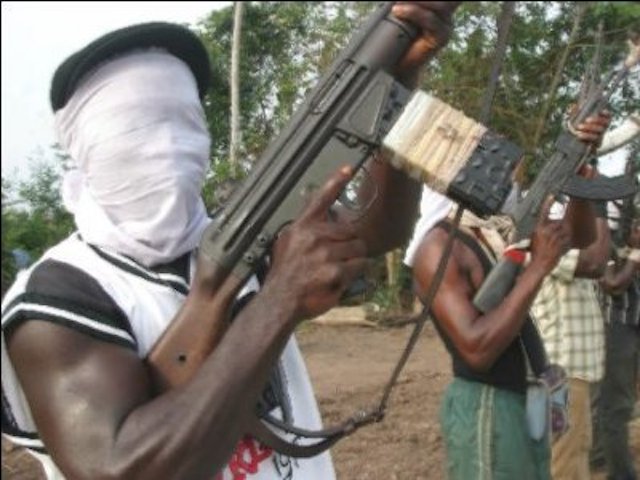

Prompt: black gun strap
[
  {"left": 375, "top": 205, "right": 464, "bottom": 412},
  {"left": 248, "top": 416, "right": 343, "bottom": 459},
  {"left": 519, "top": 319, "right": 549, "bottom": 376},
  {"left": 250, "top": 206, "right": 465, "bottom": 457}
]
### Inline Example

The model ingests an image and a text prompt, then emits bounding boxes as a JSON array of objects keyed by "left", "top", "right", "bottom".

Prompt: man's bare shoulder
[
  {"left": 414, "top": 222, "right": 486, "bottom": 297},
  {"left": 413, "top": 224, "right": 460, "bottom": 283}
]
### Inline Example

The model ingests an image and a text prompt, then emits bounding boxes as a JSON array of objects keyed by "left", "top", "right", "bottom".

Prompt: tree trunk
[
  {"left": 531, "top": 2, "right": 590, "bottom": 150},
  {"left": 230, "top": 1, "right": 244, "bottom": 171},
  {"left": 386, "top": 249, "right": 399, "bottom": 289},
  {"left": 383, "top": 248, "right": 403, "bottom": 312},
  {"left": 479, "top": 1, "right": 516, "bottom": 125}
]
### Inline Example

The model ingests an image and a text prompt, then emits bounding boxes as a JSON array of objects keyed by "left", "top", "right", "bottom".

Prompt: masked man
[{"left": 1, "top": 4, "right": 458, "bottom": 479}]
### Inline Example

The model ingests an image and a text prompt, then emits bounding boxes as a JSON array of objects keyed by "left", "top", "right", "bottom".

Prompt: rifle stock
[{"left": 147, "top": 259, "right": 244, "bottom": 392}]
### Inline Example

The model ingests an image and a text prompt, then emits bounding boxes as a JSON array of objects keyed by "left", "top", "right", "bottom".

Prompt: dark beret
[{"left": 50, "top": 22, "right": 211, "bottom": 112}]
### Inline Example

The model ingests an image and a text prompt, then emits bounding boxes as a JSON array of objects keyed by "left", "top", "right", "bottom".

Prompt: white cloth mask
[{"left": 56, "top": 50, "right": 211, "bottom": 267}]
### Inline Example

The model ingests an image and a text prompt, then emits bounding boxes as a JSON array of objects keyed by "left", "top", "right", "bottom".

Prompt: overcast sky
[{"left": 1, "top": 1, "right": 230, "bottom": 180}]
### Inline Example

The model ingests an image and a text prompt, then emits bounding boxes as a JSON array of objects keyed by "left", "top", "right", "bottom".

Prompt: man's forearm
[
  {"left": 350, "top": 158, "right": 421, "bottom": 256},
  {"left": 115, "top": 286, "right": 298, "bottom": 480},
  {"left": 576, "top": 217, "right": 611, "bottom": 278},
  {"left": 463, "top": 263, "right": 548, "bottom": 370},
  {"left": 600, "top": 259, "right": 639, "bottom": 295}
]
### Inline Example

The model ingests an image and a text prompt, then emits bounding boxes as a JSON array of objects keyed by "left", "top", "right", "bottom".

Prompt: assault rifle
[
  {"left": 473, "top": 37, "right": 640, "bottom": 313},
  {"left": 146, "top": 2, "right": 461, "bottom": 457}
]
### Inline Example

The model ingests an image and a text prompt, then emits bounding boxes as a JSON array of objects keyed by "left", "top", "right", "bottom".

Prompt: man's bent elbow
[
  {"left": 585, "top": 264, "right": 606, "bottom": 279},
  {"left": 460, "top": 349, "right": 495, "bottom": 374},
  {"left": 576, "top": 257, "right": 607, "bottom": 279}
]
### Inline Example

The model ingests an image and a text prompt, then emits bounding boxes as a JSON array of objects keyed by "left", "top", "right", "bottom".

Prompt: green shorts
[{"left": 440, "top": 377, "right": 551, "bottom": 480}]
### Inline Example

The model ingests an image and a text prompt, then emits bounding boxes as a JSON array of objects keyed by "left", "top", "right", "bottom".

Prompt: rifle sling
[
  {"left": 248, "top": 416, "right": 343, "bottom": 459},
  {"left": 250, "top": 206, "right": 465, "bottom": 457}
]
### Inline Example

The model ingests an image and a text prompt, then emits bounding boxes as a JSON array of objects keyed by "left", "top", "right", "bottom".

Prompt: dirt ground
[
  {"left": 300, "top": 321, "right": 640, "bottom": 479},
  {"left": 3, "top": 317, "right": 639, "bottom": 479}
]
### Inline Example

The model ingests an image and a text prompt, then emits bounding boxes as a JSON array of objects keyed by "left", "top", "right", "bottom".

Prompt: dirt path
[
  {"left": 297, "top": 321, "right": 640, "bottom": 480},
  {"left": 3, "top": 320, "right": 639, "bottom": 479},
  {"left": 298, "top": 322, "right": 451, "bottom": 480}
]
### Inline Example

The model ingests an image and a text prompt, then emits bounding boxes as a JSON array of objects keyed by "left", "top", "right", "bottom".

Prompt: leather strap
[
  {"left": 249, "top": 206, "right": 465, "bottom": 457},
  {"left": 248, "top": 417, "right": 342, "bottom": 458}
]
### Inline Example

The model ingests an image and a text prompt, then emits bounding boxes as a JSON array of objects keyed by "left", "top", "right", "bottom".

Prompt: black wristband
[{"left": 593, "top": 201, "right": 607, "bottom": 218}]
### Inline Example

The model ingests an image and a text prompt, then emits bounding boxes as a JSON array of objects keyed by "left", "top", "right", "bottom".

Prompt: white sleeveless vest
[{"left": 1, "top": 233, "right": 334, "bottom": 480}]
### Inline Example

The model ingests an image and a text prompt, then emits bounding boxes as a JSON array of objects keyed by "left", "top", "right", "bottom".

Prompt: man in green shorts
[{"left": 404, "top": 111, "right": 610, "bottom": 479}]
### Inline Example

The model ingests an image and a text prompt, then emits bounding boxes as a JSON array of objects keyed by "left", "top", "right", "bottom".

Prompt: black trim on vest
[
  {"left": 5, "top": 292, "right": 133, "bottom": 336},
  {"left": 1, "top": 388, "right": 47, "bottom": 454},
  {"left": 2, "top": 259, "right": 137, "bottom": 350},
  {"left": 5, "top": 308, "right": 136, "bottom": 351},
  {"left": 85, "top": 243, "right": 190, "bottom": 296}
]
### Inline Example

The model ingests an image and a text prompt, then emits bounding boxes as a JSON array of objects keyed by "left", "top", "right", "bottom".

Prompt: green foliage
[
  {"left": 166, "top": 1, "right": 640, "bottom": 310},
  {"left": 3, "top": 1, "right": 638, "bottom": 306},
  {"left": 2, "top": 158, "right": 74, "bottom": 292},
  {"left": 195, "top": 1, "right": 375, "bottom": 210},
  {"left": 196, "top": 1, "right": 637, "bottom": 208},
  {"left": 421, "top": 1, "right": 638, "bottom": 181},
  {"left": 2, "top": 178, "right": 18, "bottom": 294},
  {"left": 369, "top": 261, "right": 414, "bottom": 314}
]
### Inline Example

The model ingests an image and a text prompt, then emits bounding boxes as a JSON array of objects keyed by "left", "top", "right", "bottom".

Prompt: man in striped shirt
[{"left": 530, "top": 194, "right": 611, "bottom": 480}]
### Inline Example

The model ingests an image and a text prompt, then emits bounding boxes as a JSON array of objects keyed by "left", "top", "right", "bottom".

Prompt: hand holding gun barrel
[{"left": 473, "top": 36, "right": 640, "bottom": 313}]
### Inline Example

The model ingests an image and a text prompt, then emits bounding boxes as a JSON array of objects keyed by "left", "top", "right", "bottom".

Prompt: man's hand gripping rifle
[
  {"left": 146, "top": 1, "right": 461, "bottom": 458},
  {"left": 473, "top": 37, "right": 640, "bottom": 313}
]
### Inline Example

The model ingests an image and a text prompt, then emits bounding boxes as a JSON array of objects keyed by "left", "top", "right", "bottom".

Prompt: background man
[
  {"left": 530, "top": 168, "right": 612, "bottom": 480},
  {"left": 405, "top": 110, "right": 610, "bottom": 480},
  {"left": 596, "top": 216, "right": 640, "bottom": 480}
]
